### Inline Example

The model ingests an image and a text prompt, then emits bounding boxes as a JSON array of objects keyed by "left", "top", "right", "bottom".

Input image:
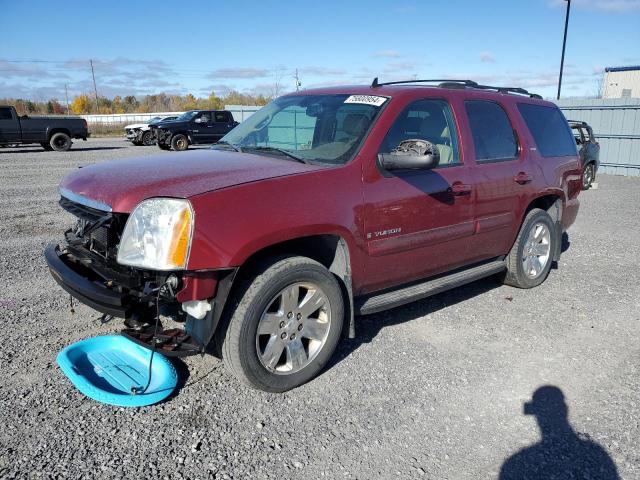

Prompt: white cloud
[
  {"left": 480, "top": 52, "right": 496, "bottom": 63},
  {"left": 208, "top": 67, "right": 270, "bottom": 79},
  {"left": 374, "top": 50, "right": 402, "bottom": 58}
]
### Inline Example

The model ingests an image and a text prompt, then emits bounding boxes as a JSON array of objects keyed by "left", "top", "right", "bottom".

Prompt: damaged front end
[{"left": 45, "top": 192, "right": 235, "bottom": 357}]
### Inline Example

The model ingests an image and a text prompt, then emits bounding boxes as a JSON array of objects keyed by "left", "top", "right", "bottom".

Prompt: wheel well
[
  {"left": 526, "top": 194, "right": 561, "bottom": 222},
  {"left": 235, "top": 235, "right": 355, "bottom": 337},
  {"left": 48, "top": 128, "right": 71, "bottom": 140}
]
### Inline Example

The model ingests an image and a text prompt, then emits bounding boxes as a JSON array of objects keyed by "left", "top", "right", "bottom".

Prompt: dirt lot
[{"left": 0, "top": 138, "right": 638, "bottom": 479}]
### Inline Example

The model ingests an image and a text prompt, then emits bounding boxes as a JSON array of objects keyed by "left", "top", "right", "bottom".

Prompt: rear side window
[
  {"left": 0, "top": 107, "right": 13, "bottom": 120},
  {"left": 215, "top": 111, "right": 229, "bottom": 122},
  {"left": 517, "top": 103, "right": 577, "bottom": 157},
  {"left": 465, "top": 100, "right": 518, "bottom": 162}
]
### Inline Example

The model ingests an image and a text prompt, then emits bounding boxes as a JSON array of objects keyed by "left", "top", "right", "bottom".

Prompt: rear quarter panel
[{"left": 514, "top": 101, "right": 582, "bottom": 230}]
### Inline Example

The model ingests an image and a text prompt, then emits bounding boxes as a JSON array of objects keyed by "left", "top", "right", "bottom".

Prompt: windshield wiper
[
  {"left": 242, "top": 146, "right": 307, "bottom": 163},
  {"left": 212, "top": 141, "right": 241, "bottom": 152}
]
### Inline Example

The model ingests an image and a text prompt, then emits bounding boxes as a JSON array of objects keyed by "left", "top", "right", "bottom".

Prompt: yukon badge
[{"left": 367, "top": 228, "right": 402, "bottom": 239}]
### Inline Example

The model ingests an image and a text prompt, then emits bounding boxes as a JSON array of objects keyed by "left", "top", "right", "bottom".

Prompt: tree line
[{"left": 1, "top": 91, "right": 271, "bottom": 116}]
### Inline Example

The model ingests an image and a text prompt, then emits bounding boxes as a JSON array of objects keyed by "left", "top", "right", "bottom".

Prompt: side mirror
[{"left": 380, "top": 139, "right": 440, "bottom": 171}]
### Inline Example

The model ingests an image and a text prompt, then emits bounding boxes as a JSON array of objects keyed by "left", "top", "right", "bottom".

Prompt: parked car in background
[
  {"left": 124, "top": 115, "right": 178, "bottom": 146},
  {"left": 569, "top": 120, "right": 600, "bottom": 189},
  {"left": 46, "top": 79, "right": 582, "bottom": 392},
  {"left": 152, "top": 110, "right": 238, "bottom": 151},
  {"left": 0, "top": 105, "right": 89, "bottom": 151}
]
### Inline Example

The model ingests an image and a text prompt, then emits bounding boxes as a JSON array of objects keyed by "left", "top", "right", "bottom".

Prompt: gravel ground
[{"left": 0, "top": 138, "right": 638, "bottom": 479}]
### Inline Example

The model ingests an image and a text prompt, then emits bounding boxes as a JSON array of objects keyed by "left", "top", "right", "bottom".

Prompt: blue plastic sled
[{"left": 57, "top": 335, "right": 178, "bottom": 407}]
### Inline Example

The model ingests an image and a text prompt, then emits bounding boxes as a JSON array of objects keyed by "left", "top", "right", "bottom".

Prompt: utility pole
[
  {"left": 294, "top": 69, "right": 301, "bottom": 91},
  {"left": 90, "top": 59, "right": 99, "bottom": 113},
  {"left": 557, "top": 0, "right": 571, "bottom": 100},
  {"left": 64, "top": 84, "right": 70, "bottom": 115}
]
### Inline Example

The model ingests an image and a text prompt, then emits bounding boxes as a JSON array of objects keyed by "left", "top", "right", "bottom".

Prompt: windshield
[
  {"left": 175, "top": 110, "right": 199, "bottom": 121},
  {"left": 147, "top": 116, "right": 161, "bottom": 124},
  {"left": 219, "top": 94, "right": 387, "bottom": 164}
]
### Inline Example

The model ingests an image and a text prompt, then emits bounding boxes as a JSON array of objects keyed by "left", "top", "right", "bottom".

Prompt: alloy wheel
[
  {"left": 256, "top": 282, "right": 331, "bottom": 375},
  {"left": 522, "top": 222, "right": 551, "bottom": 279}
]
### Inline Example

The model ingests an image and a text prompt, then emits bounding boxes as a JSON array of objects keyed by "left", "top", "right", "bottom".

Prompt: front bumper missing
[
  {"left": 45, "top": 242, "right": 237, "bottom": 356},
  {"left": 45, "top": 243, "right": 131, "bottom": 318}
]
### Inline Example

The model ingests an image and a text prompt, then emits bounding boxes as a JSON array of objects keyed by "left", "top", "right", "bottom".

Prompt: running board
[{"left": 355, "top": 259, "right": 506, "bottom": 315}]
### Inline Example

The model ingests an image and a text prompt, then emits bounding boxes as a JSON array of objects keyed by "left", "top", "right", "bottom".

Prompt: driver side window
[{"left": 379, "top": 99, "right": 460, "bottom": 166}]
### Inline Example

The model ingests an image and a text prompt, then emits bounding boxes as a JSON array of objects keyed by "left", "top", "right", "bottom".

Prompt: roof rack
[{"left": 370, "top": 77, "right": 542, "bottom": 99}]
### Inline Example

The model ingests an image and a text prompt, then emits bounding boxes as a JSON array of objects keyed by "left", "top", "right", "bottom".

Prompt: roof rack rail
[
  {"left": 370, "top": 77, "right": 542, "bottom": 99},
  {"left": 371, "top": 78, "right": 478, "bottom": 88}
]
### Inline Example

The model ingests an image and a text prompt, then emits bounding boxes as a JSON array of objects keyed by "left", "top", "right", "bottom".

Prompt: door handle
[
  {"left": 514, "top": 172, "right": 532, "bottom": 185},
  {"left": 450, "top": 182, "right": 472, "bottom": 196}
]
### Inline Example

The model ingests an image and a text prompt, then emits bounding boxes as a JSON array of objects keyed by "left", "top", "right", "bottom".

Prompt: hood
[
  {"left": 60, "top": 150, "right": 324, "bottom": 213},
  {"left": 154, "top": 120, "right": 186, "bottom": 129},
  {"left": 124, "top": 123, "right": 147, "bottom": 129}
]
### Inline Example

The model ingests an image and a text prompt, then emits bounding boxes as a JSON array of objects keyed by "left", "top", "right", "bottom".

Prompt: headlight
[{"left": 117, "top": 198, "right": 194, "bottom": 270}]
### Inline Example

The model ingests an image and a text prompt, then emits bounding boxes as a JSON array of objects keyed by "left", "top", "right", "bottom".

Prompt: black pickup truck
[
  {"left": 152, "top": 109, "right": 238, "bottom": 151},
  {"left": 0, "top": 105, "right": 89, "bottom": 151}
]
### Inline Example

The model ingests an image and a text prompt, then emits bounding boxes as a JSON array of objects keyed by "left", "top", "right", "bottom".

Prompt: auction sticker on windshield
[{"left": 344, "top": 95, "right": 388, "bottom": 106}]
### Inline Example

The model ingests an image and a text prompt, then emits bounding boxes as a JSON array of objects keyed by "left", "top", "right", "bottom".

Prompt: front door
[
  {"left": 361, "top": 98, "right": 476, "bottom": 293},
  {"left": 190, "top": 112, "right": 216, "bottom": 144}
]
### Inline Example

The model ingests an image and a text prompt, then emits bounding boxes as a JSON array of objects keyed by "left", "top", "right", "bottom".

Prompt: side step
[{"left": 355, "top": 258, "right": 506, "bottom": 315}]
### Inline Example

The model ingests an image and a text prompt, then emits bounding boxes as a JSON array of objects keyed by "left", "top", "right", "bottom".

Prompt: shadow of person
[{"left": 500, "top": 386, "right": 619, "bottom": 480}]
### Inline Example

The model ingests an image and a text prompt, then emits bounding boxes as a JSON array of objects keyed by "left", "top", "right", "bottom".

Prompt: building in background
[{"left": 602, "top": 66, "right": 640, "bottom": 99}]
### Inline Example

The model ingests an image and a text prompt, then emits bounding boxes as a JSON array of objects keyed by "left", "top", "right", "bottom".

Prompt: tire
[
  {"left": 220, "top": 256, "right": 344, "bottom": 392},
  {"left": 49, "top": 132, "right": 72, "bottom": 151},
  {"left": 171, "top": 134, "right": 189, "bottom": 151},
  {"left": 41, "top": 142, "right": 53, "bottom": 151},
  {"left": 132, "top": 140, "right": 142, "bottom": 146},
  {"left": 582, "top": 162, "right": 595, "bottom": 190},
  {"left": 502, "top": 208, "right": 557, "bottom": 289},
  {"left": 157, "top": 143, "right": 170, "bottom": 150},
  {"left": 141, "top": 131, "right": 154, "bottom": 146}
]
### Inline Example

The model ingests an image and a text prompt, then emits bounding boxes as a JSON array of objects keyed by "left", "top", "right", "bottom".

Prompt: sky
[{"left": 1, "top": 0, "right": 639, "bottom": 102}]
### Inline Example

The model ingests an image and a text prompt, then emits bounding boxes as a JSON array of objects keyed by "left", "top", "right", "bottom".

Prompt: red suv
[{"left": 45, "top": 79, "right": 582, "bottom": 392}]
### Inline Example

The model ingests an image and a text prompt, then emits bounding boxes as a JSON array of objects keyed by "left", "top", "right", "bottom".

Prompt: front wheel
[
  {"left": 502, "top": 208, "right": 557, "bottom": 289},
  {"left": 220, "top": 256, "right": 344, "bottom": 392},
  {"left": 171, "top": 134, "right": 189, "bottom": 151},
  {"left": 141, "top": 131, "right": 154, "bottom": 146},
  {"left": 582, "top": 163, "right": 595, "bottom": 190}
]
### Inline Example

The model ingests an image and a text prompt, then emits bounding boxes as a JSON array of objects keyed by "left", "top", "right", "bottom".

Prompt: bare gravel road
[{"left": 1, "top": 138, "right": 638, "bottom": 479}]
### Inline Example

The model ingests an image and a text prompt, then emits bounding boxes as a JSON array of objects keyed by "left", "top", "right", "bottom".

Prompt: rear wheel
[
  {"left": 502, "top": 208, "right": 557, "bottom": 289},
  {"left": 141, "top": 131, "right": 154, "bottom": 146},
  {"left": 49, "top": 132, "right": 72, "bottom": 151},
  {"left": 582, "top": 162, "right": 595, "bottom": 190},
  {"left": 220, "top": 256, "right": 344, "bottom": 392},
  {"left": 171, "top": 134, "right": 189, "bottom": 151}
]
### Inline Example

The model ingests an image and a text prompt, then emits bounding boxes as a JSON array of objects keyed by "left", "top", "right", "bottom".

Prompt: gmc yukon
[{"left": 45, "top": 79, "right": 582, "bottom": 392}]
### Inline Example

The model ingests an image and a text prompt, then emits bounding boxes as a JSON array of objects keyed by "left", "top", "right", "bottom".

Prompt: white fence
[{"left": 79, "top": 105, "right": 261, "bottom": 125}]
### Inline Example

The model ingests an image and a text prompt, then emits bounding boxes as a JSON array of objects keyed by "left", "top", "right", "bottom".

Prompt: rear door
[
  {"left": 211, "top": 111, "right": 234, "bottom": 141},
  {"left": 461, "top": 98, "right": 534, "bottom": 262},
  {"left": 0, "top": 107, "right": 20, "bottom": 143}
]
